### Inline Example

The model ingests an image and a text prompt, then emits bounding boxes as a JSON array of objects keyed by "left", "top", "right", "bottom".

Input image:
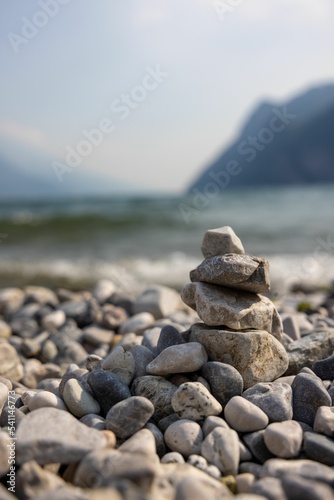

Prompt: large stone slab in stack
[{"left": 181, "top": 226, "right": 288, "bottom": 389}]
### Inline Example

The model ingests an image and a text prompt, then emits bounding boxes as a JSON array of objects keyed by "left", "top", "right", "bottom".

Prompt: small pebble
[
  {"left": 201, "top": 426, "right": 240, "bottom": 475},
  {"left": 105, "top": 396, "right": 154, "bottom": 439},
  {"left": 172, "top": 382, "right": 222, "bottom": 421},
  {"left": 263, "top": 421, "right": 303, "bottom": 458},
  {"left": 63, "top": 378, "right": 100, "bottom": 418},
  {"left": 164, "top": 419, "right": 203, "bottom": 457},
  {"left": 224, "top": 396, "right": 269, "bottom": 432},
  {"left": 146, "top": 342, "right": 208, "bottom": 376}
]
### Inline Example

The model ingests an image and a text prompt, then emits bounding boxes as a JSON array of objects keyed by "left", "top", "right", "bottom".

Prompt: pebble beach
[{"left": 1, "top": 226, "right": 334, "bottom": 500}]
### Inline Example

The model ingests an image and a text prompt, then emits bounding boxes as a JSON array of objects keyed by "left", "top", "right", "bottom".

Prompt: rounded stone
[
  {"left": 164, "top": 419, "right": 203, "bottom": 457},
  {"left": 0, "top": 320, "right": 11, "bottom": 339},
  {"left": 80, "top": 413, "right": 106, "bottom": 430},
  {"left": 106, "top": 396, "right": 154, "bottom": 439},
  {"left": 131, "top": 345, "right": 155, "bottom": 378},
  {"left": 263, "top": 421, "right": 303, "bottom": 458},
  {"left": 119, "top": 312, "right": 155, "bottom": 335},
  {"left": 242, "top": 382, "right": 293, "bottom": 422},
  {"left": 172, "top": 382, "right": 222, "bottom": 421},
  {"left": 157, "top": 325, "right": 186, "bottom": 354},
  {"left": 201, "top": 361, "right": 244, "bottom": 407},
  {"left": 161, "top": 452, "right": 185, "bottom": 464},
  {"left": 292, "top": 373, "right": 331, "bottom": 426},
  {"left": 224, "top": 396, "right": 269, "bottom": 432},
  {"left": 101, "top": 345, "right": 135, "bottom": 384},
  {"left": 202, "top": 415, "right": 230, "bottom": 437},
  {"left": 146, "top": 343, "right": 208, "bottom": 377},
  {"left": 27, "top": 391, "right": 67, "bottom": 412},
  {"left": 314, "top": 406, "right": 334, "bottom": 437},
  {"left": 41, "top": 310, "right": 66, "bottom": 330},
  {"left": 0, "top": 343, "right": 24, "bottom": 381},
  {"left": 63, "top": 378, "right": 100, "bottom": 418},
  {"left": 201, "top": 226, "right": 245, "bottom": 258},
  {"left": 87, "top": 369, "right": 131, "bottom": 417},
  {"left": 201, "top": 426, "right": 240, "bottom": 475}
]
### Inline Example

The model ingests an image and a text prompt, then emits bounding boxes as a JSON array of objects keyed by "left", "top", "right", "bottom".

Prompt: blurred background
[{"left": 1, "top": 0, "right": 334, "bottom": 293}]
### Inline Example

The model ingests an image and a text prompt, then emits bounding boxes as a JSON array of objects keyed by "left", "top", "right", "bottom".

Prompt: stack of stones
[{"left": 181, "top": 226, "right": 289, "bottom": 389}]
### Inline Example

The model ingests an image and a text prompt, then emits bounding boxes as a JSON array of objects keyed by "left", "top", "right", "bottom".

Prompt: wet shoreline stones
[{"left": 1, "top": 228, "right": 334, "bottom": 498}]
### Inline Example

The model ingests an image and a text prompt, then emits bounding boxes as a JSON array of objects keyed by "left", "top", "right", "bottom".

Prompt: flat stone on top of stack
[{"left": 181, "top": 226, "right": 288, "bottom": 387}]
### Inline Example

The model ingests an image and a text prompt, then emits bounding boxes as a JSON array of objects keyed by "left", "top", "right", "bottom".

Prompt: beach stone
[
  {"left": 80, "top": 413, "right": 106, "bottom": 430},
  {"left": 304, "top": 431, "right": 334, "bottom": 466},
  {"left": 73, "top": 447, "right": 158, "bottom": 489},
  {"left": 141, "top": 327, "right": 161, "bottom": 354},
  {"left": 0, "top": 287, "right": 25, "bottom": 315},
  {"left": 82, "top": 326, "right": 114, "bottom": 346},
  {"left": 133, "top": 285, "right": 182, "bottom": 319},
  {"left": 41, "top": 310, "right": 66, "bottom": 331},
  {"left": 202, "top": 415, "right": 230, "bottom": 437},
  {"left": 106, "top": 396, "right": 154, "bottom": 439},
  {"left": 181, "top": 283, "right": 282, "bottom": 338},
  {"left": 292, "top": 372, "right": 331, "bottom": 426},
  {"left": 225, "top": 396, "right": 269, "bottom": 433},
  {"left": 53, "top": 338, "right": 88, "bottom": 366},
  {"left": 63, "top": 378, "right": 100, "bottom": 417},
  {"left": 10, "top": 318, "right": 39, "bottom": 338},
  {"left": 312, "top": 354, "right": 334, "bottom": 380},
  {"left": 158, "top": 413, "right": 180, "bottom": 433},
  {"left": 239, "top": 440, "right": 253, "bottom": 462},
  {"left": 146, "top": 343, "right": 207, "bottom": 377},
  {"left": 60, "top": 299, "right": 99, "bottom": 328},
  {"left": 101, "top": 345, "right": 135, "bottom": 384},
  {"left": 314, "top": 406, "right": 334, "bottom": 437},
  {"left": 190, "top": 254, "right": 270, "bottom": 294},
  {"left": 262, "top": 458, "right": 334, "bottom": 486},
  {"left": 28, "top": 391, "right": 67, "bottom": 412},
  {"left": 190, "top": 324, "right": 288, "bottom": 389},
  {"left": 161, "top": 452, "right": 185, "bottom": 464},
  {"left": 201, "top": 426, "right": 240, "bottom": 475},
  {"left": 101, "top": 303, "right": 128, "bottom": 330},
  {"left": 249, "top": 477, "right": 286, "bottom": 500},
  {"left": 201, "top": 226, "right": 245, "bottom": 258},
  {"left": 285, "top": 330, "right": 334, "bottom": 375},
  {"left": 157, "top": 324, "right": 186, "bottom": 353},
  {"left": 0, "top": 320, "right": 11, "bottom": 339},
  {"left": 164, "top": 419, "right": 203, "bottom": 457},
  {"left": 202, "top": 362, "right": 243, "bottom": 407},
  {"left": 145, "top": 422, "right": 166, "bottom": 457},
  {"left": 25, "top": 286, "right": 58, "bottom": 306},
  {"left": 243, "top": 430, "right": 275, "bottom": 464},
  {"left": 118, "top": 428, "right": 157, "bottom": 455},
  {"left": 282, "top": 315, "right": 300, "bottom": 341},
  {"left": 172, "top": 382, "right": 222, "bottom": 421},
  {"left": 0, "top": 343, "right": 24, "bottom": 381},
  {"left": 281, "top": 474, "right": 334, "bottom": 500},
  {"left": 41, "top": 340, "right": 58, "bottom": 361},
  {"left": 16, "top": 460, "right": 66, "bottom": 500},
  {"left": 242, "top": 383, "right": 293, "bottom": 422},
  {"left": 263, "top": 421, "right": 303, "bottom": 458},
  {"left": 93, "top": 279, "right": 115, "bottom": 304},
  {"left": 175, "top": 474, "right": 231, "bottom": 500},
  {"left": 131, "top": 345, "right": 155, "bottom": 378},
  {"left": 132, "top": 375, "right": 177, "bottom": 421},
  {"left": 87, "top": 369, "right": 131, "bottom": 416},
  {"left": 16, "top": 407, "right": 108, "bottom": 464},
  {"left": 119, "top": 312, "right": 155, "bottom": 335},
  {"left": 236, "top": 473, "right": 256, "bottom": 494}
]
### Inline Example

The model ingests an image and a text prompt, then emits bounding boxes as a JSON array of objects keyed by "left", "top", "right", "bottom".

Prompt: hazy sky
[{"left": 1, "top": 0, "right": 334, "bottom": 193}]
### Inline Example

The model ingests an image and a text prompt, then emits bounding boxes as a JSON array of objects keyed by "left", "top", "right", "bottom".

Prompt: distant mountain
[
  {"left": 0, "top": 153, "right": 143, "bottom": 201},
  {"left": 188, "top": 84, "right": 334, "bottom": 192}
]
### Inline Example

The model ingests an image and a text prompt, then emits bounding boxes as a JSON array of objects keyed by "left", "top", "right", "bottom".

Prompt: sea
[{"left": 0, "top": 185, "right": 334, "bottom": 295}]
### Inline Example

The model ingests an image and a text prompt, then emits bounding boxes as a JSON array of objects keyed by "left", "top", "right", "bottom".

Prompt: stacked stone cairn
[
  {"left": 181, "top": 226, "right": 289, "bottom": 389},
  {"left": 2, "top": 228, "right": 334, "bottom": 499}
]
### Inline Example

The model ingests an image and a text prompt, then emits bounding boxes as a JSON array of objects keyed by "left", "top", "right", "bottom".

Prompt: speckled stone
[
  {"left": 224, "top": 396, "right": 269, "bottom": 432},
  {"left": 292, "top": 373, "right": 331, "bottom": 426},
  {"left": 106, "top": 396, "right": 154, "bottom": 439},
  {"left": 132, "top": 375, "right": 177, "bottom": 421},
  {"left": 172, "top": 382, "right": 222, "bottom": 421},
  {"left": 146, "top": 343, "right": 208, "bottom": 377},
  {"left": 63, "top": 378, "right": 100, "bottom": 418},
  {"left": 87, "top": 369, "right": 131, "bottom": 417},
  {"left": 263, "top": 421, "right": 303, "bottom": 458},
  {"left": 201, "top": 426, "right": 240, "bottom": 475},
  {"left": 201, "top": 361, "right": 243, "bottom": 407},
  {"left": 164, "top": 419, "right": 203, "bottom": 457},
  {"left": 242, "top": 382, "right": 293, "bottom": 422}
]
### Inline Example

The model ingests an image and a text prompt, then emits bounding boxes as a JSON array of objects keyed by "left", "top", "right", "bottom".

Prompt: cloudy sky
[{"left": 1, "top": 0, "right": 334, "bottom": 193}]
